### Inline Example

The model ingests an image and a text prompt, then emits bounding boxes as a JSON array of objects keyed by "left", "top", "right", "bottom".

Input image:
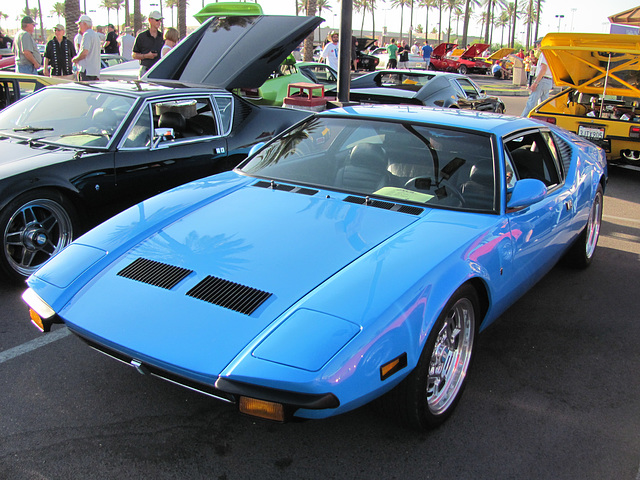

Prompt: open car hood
[
  {"left": 541, "top": 33, "right": 640, "bottom": 97},
  {"left": 432, "top": 43, "right": 457, "bottom": 58},
  {"left": 461, "top": 43, "right": 489, "bottom": 59},
  {"left": 144, "top": 14, "right": 323, "bottom": 90},
  {"left": 486, "top": 48, "right": 514, "bottom": 61}
]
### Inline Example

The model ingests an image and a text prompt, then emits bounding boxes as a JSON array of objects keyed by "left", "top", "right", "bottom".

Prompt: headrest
[
  {"left": 92, "top": 107, "right": 117, "bottom": 127},
  {"left": 468, "top": 163, "right": 494, "bottom": 185},
  {"left": 349, "top": 144, "right": 387, "bottom": 170},
  {"left": 159, "top": 111, "right": 186, "bottom": 131}
]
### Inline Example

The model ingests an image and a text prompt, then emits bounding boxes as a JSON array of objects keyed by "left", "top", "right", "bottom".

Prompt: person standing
[
  {"left": 398, "top": 40, "right": 409, "bottom": 69},
  {"left": 386, "top": 38, "right": 398, "bottom": 69},
  {"left": 43, "top": 24, "right": 76, "bottom": 79},
  {"left": 132, "top": 11, "right": 165, "bottom": 77},
  {"left": 521, "top": 50, "right": 553, "bottom": 117},
  {"left": 95, "top": 26, "right": 106, "bottom": 53},
  {"left": 118, "top": 26, "right": 135, "bottom": 60},
  {"left": 321, "top": 31, "right": 339, "bottom": 71},
  {"left": 161, "top": 27, "right": 179, "bottom": 57},
  {"left": 0, "top": 29, "right": 12, "bottom": 49},
  {"left": 72, "top": 15, "right": 102, "bottom": 81},
  {"left": 13, "top": 16, "right": 41, "bottom": 75},
  {"left": 421, "top": 41, "right": 433, "bottom": 69},
  {"left": 103, "top": 24, "right": 119, "bottom": 54}
]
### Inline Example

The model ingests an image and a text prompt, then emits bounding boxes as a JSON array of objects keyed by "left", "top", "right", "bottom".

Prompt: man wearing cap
[
  {"left": 103, "top": 24, "right": 119, "bottom": 54},
  {"left": 13, "top": 16, "right": 42, "bottom": 75},
  {"left": 43, "top": 24, "right": 76, "bottom": 79},
  {"left": 72, "top": 15, "right": 102, "bottom": 81},
  {"left": 132, "top": 11, "right": 165, "bottom": 77},
  {"left": 118, "top": 26, "right": 135, "bottom": 61},
  {"left": 321, "top": 31, "right": 339, "bottom": 71}
]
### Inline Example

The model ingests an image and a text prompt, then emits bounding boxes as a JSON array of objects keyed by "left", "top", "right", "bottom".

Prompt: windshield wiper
[
  {"left": 60, "top": 131, "right": 109, "bottom": 138},
  {"left": 13, "top": 126, "right": 54, "bottom": 133}
]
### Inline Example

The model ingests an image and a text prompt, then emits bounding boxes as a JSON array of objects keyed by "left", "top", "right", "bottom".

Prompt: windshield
[
  {"left": 240, "top": 116, "right": 496, "bottom": 212},
  {"left": 0, "top": 87, "right": 136, "bottom": 148}
]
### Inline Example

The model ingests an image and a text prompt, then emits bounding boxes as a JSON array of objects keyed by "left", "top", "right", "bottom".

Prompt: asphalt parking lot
[{"left": 1, "top": 86, "right": 639, "bottom": 479}]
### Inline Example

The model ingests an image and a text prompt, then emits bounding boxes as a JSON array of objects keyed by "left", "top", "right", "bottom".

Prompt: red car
[
  {"left": 451, "top": 43, "right": 490, "bottom": 75},
  {"left": 428, "top": 43, "right": 458, "bottom": 72},
  {"left": 0, "top": 55, "right": 14, "bottom": 71}
]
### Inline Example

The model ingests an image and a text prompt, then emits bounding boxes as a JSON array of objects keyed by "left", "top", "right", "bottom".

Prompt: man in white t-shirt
[
  {"left": 522, "top": 48, "right": 553, "bottom": 116},
  {"left": 321, "top": 31, "right": 339, "bottom": 71},
  {"left": 118, "top": 27, "right": 135, "bottom": 60}
]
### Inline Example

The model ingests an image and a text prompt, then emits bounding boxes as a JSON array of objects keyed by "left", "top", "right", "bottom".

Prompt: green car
[{"left": 237, "top": 59, "right": 338, "bottom": 106}]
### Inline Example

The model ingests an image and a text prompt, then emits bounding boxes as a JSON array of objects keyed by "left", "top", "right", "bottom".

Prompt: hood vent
[
  {"left": 344, "top": 195, "right": 424, "bottom": 216},
  {"left": 253, "top": 180, "right": 319, "bottom": 196},
  {"left": 186, "top": 275, "right": 272, "bottom": 316},
  {"left": 117, "top": 258, "right": 193, "bottom": 290}
]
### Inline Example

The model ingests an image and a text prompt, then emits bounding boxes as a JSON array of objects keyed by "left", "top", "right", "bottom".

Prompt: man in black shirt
[
  {"left": 132, "top": 10, "right": 164, "bottom": 77},
  {"left": 103, "top": 24, "right": 119, "bottom": 54},
  {"left": 0, "top": 29, "right": 12, "bottom": 49},
  {"left": 43, "top": 24, "right": 76, "bottom": 78}
]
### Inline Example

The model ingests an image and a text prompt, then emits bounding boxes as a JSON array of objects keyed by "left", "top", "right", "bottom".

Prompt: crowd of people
[{"left": 8, "top": 10, "right": 180, "bottom": 81}]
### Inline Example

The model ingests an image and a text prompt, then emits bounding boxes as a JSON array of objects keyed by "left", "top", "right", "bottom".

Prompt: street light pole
[{"left": 555, "top": 14, "right": 564, "bottom": 32}]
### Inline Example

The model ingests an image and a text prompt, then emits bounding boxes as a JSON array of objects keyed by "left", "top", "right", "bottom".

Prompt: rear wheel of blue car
[
  {"left": 0, "top": 189, "right": 77, "bottom": 282},
  {"left": 565, "top": 184, "right": 603, "bottom": 268},
  {"left": 379, "top": 284, "right": 478, "bottom": 430}
]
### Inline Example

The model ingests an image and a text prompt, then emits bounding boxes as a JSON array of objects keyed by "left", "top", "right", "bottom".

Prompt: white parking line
[{"left": 0, "top": 327, "right": 71, "bottom": 364}]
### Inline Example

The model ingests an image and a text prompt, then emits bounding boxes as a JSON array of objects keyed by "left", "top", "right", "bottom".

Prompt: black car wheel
[
  {"left": 458, "top": 64, "right": 468, "bottom": 75},
  {"left": 0, "top": 189, "right": 77, "bottom": 282},
  {"left": 377, "top": 284, "right": 478, "bottom": 430},
  {"left": 565, "top": 184, "right": 603, "bottom": 268}
]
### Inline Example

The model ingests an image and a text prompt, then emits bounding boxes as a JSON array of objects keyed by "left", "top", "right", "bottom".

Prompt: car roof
[
  {"left": 46, "top": 80, "right": 230, "bottom": 99},
  {"left": 318, "top": 104, "right": 533, "bottom": 136}
]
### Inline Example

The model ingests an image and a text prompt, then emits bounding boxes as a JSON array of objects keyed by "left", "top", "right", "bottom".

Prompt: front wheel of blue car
[
  {"left": 0, "top": 189, "right": 77, "bottom": 282},
  {"left": 379, "top": 284, "right": 478, "bottom": 430}
]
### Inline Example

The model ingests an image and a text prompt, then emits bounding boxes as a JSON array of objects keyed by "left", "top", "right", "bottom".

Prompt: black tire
[
  {"left": 0, "top": 189, "right": 78, "bottom": 282},
  {"left": 458, "top": 64, "right": 468, "bottom": 75},
  {"left": 565, "top": 185, "right": 603, "bottom": 268},
  {"left": 377, "top": 284, "right": 479, "bottom": 430}
]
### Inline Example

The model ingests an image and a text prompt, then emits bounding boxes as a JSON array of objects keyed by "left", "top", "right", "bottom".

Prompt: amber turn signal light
[{"left": 239, "top": 397, "right": 285, "bottom": 422}]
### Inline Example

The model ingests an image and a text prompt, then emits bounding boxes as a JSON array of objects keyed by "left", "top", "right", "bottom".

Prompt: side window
[
  {"left": 18, "top": 80, "right": 38, "bottom": 97},
  {"left": 151, "top": 97, "right": 218, "bottom": 144},
  {"left": 505, "top": 130, "right": 562, "bottom": 187},
  {"left": 456, "top": 79, "right": 480, "bottom": 98},
  {"left": 504, "top": 150, "right": 517, "bottom": 190},
  {"left": 540, "top": 130, "right": 565, "bottom": 180},
  {"left": 122, "top": 105, "right": 151, "bottom": 148},
  {"left": 214, "top": 96, "right": 232, "bottom": 135}
]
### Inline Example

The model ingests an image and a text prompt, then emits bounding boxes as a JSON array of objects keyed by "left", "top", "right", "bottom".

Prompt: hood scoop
[
  {"left": 186, "top": 275, "right": 272, "bottom": 316},
  {"left": 117, "top": 258, "right": 193, "bottom": 290},
  {"left": 253, "top": 180, "right": 319, "bottom": 196}
]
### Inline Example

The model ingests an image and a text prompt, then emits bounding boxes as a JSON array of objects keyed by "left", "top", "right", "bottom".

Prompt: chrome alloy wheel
[
  {"left": 426, "top": 297, "right": 475, "bottom": 415},
  {"left": 585, "top": 190, "right": 603, "bottom": 260},
  {"left": 4, "top": 198, "right": 74, "bottom": 277}
]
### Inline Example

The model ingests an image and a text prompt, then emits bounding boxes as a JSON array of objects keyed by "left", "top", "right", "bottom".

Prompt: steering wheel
[{"left": 404, "top": 176, "right": 465, "bottom": 205}]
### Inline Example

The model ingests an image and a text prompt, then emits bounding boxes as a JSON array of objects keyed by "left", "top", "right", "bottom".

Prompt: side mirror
[
  {"left": 248, "top": 142, "right": 266, "bottom": 157},
  {"left": 153, "top": 127, "right": 174, "bottom": 148},
  {"left": 507, "top": 178, "right": 547, "bottom": 210}
]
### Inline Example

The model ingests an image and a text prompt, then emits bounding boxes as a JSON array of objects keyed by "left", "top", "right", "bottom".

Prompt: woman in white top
[{"left": 161, "top": 27, "right": 179, "bottom": 57}]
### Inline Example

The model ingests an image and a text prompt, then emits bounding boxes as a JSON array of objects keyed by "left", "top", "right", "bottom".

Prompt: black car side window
[
  {"left": 506, "top": 131, "right": 562, "bottom": 187},
  {"left": 122, "top": 106, "right": 151, "bottom": 149},
  {"left": 152, "top": 97, "right": 219, "bottom": 145}
]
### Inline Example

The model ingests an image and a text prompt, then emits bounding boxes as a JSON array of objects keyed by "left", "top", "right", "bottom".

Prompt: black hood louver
[
  {"left": 117, "top": 258, "right": 193, "bottom": 290},
  {"left": 253, "top": 180, "right": 319, "bottom": 196},
  {"left": 344, "top": 195, "right": 424, "bottom": 216},
  {"left": 186, "top": 275, "right": 272, "bottom": 316}
]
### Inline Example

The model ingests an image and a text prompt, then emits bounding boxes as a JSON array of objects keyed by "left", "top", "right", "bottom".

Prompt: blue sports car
[{"left": 24, "top": 105, "right": 607, "bottom": 429}]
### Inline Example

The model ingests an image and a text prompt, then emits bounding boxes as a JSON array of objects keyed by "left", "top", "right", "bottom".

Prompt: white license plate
[{"left": 578, "top": 125, "right": 605, "bottom": 140}]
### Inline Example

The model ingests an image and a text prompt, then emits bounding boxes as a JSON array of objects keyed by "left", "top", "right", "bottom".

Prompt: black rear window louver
[
  {"left": 344, "top": 195, "right": 424, "bottom": 215},
  {"left": 117, "top": 258, "right": 193, "bottom": 290},
  {"left": 555, "top": 134, "right": 573, "bottom": 175},
  {"left": 186, "top": 276, "right": 272, "bottom": 316}
]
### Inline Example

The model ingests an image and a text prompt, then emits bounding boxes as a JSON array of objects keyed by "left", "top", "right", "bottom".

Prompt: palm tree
[
  {"left": 316, "top": 0, "right": 332, "bottom": 43},
  {"left": 390, "top": 0, "right": 412, "bottom": 42},
  {"left": 51, "top": 2, "right": 65, "bottom": 23},
  {"left": 112, "top": 0, "right": 123, "bottom": 29},
  {"left": 459, "top": 0, "right": 480, "bottom": 47},
  {"left": 177, "top": 0, "right": 187, "bottom": 39},
  {"left": 304, "top": 0, "right": 317, "bottom": 61},
  {"left": 100, "top": 0, "right": 114, "bottom": 24},
  {"left": 165, "top": 0, "right": 178, "bottom": 27},
  {"left": 418, "top": 0, "right": 438, "bottom": 41},
  {"left": 133, "top": 0, "right": 141, "bottom": 34},
  {"left": 64, "top": 0, "right": 81, "bottom": 39},
  {"left": 444, "top": 0, "right": 463, "bottom": 42},
  {"left": 496, "top": 10, "right": 509, "bottom": 46}
]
